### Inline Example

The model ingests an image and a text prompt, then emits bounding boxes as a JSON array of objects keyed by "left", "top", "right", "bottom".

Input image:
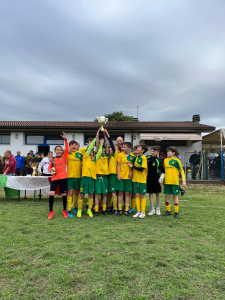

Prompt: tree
[{"left": 94, "top": 111, "right": 133, "bottom": 122}]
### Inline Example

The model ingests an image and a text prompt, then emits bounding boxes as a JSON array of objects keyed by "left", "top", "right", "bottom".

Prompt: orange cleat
[
  {"left": 62, "top": 210, "right": 68, "bottom": 218},
  {"left": 48, "top": 211, "right": 54, "bottom": 220}
]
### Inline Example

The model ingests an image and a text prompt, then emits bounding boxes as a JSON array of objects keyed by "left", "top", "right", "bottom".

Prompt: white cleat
[
  {"left": 156, "top": 208, "right": 161, "bottom": 215},
  {"left": 133, "top": 212, "right": 141, "bottom": 218},
  {"left": 139, "top": 212, "right": 146, "bottom": 219},
  {"left": 148, "top": 208, "right": 155, "bottom": 216}
]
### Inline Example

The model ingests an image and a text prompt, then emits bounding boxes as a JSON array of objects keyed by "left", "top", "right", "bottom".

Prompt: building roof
[{"left": 0, "top": 121, "right": 215, "bottom": 131}]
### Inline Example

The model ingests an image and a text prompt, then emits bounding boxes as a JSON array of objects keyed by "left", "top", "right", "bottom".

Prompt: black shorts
[
  {"left": 147, "top": 178, "right": 161, "bottom": 194},
  {"left": 50, "top": 179, "right": 68, "bottom": 193},
  {"left": 15, "top": 168, "right": 23, "bottom": 176},
  {"left": 42, "top": 173, "right": 51, "bottom": 177}
]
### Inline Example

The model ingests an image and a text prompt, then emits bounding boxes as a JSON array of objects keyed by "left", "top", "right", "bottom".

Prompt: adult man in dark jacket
[{"left": 189, "top": 150, "right": 200, "bottom": 179}]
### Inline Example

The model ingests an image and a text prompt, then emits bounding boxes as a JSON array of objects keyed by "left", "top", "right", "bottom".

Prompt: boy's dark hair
[
  {"left": 115, "top": 144, "right": 122, "bottom": 152},
  {"left": 27, "top": 153, "right": 31, "bottom": 156},
  {"left": 123, "top": 142, "right": 132, "bottom": 149},
  {"left": 48, "top": 151, "right": 53, "bottom": 155},
  {"left": 166, "top": 146, "right": 178, "bottom": 156},
  {"left": 133, "top": 145, "right": 139, "bottom": 150},
  {"left": 151, "top": 145, "right": 161, "bottom": 152},
  {"left": 41, "top": 152, "right": 45, "bottom": 156},
  {"left": 54, "top": 145, "right": 63, "bottom": 151},
  {"left": 69, "top": 140, "right": 77, "bottom": 146},
  {"left": 102, "top": 144, "right": 106, "bottom": 149},
  {"left": 36, "top": 152, "right": 40, "bottom": 155},
  {"left": 139, "top": 144, "right": 148, "bottom": 154},
  {"left": 87, "top": 137, "right": 94, "bottom": 143}
]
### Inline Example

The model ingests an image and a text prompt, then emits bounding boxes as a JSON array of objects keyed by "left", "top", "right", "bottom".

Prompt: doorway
[{"left": 38, "top": 146, "right": 50, "bottom": 156}]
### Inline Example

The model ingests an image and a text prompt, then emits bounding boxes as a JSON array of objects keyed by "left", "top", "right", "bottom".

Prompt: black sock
[
  {"left": 62, "top": 195, "right": 67, "bottom": 210},
  {"left": 49, "top": 195, "right": 54, "bottom": 211}
]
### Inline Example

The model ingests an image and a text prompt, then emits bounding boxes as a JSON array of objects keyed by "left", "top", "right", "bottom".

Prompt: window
[
  {"left": 0, "top": 134, "right": 10, "bottom": 144},
  {"left": 46, "top": 135, "right": 64, "bottom": 145},
  {"left": 26, "top": 135, "right": 44, "bottom": 144}
]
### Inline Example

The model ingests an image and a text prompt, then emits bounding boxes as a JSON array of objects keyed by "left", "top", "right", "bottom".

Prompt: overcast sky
[{"left": 0, "top": 0, "right": 225, "bottom": 129}]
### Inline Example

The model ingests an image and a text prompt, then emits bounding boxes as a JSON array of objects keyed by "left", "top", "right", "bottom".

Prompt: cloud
[{"left": 0, "top": 0, "right": 225, "bottom": 128}]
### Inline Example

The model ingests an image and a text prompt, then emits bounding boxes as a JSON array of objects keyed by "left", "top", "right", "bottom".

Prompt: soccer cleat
[
  {"left": 48, "top": 211, "right": 54, "bottom": 220},
  {"left": 124, "top": 211, "right": 130, "bottom": 216},
  {"left": 102, "top": 211, "right": 108, "bottom": 215},
  {"left": 139, "top": 212, "right": 146, "bottom": 219},
  {"left": 117, "top": 210, "right": 123, "bottom": 216},
  {"left": 67, "top": 211, "right": 73, "bottom": 218},
  {"left": 128, "top": 208, "right": 135, "bottom": 214},
  {"left": 163, "top": 211, "right": 171, "bottom": 216},
  {"left": 87, "top": 209, "right": 93, "bottom": 217},
  {"left": 156, "top": 208, "right": 161, "bottom": 215},
  {"left": 148, "top": 208, "right": 155, "bottom": 216},
  {"left": 107, "top": 206, "right": 113, "bottom": 212},
  {"left": 112, "top": 210, "right": 118, "bottom": 215},
  {"left": 71, "top": 207, "right": 77, "bottom": 215},
  {"left": 94, "top": 211, "right": 100, "bottom": 217},
  {"left": 62, "top": 210, "right": 68, "bottom": 218},
  {"left": 174, "top": 212, "right": 179, "bottom": 219},
  {"left": 133, "top": 212, "right": 141, "bottom": 218},
  {"left": 77, "top": 210, "right": 82, "bottom": 218},
  {"left": 180, "top": 189, "right": 185, "bottom": 196}
]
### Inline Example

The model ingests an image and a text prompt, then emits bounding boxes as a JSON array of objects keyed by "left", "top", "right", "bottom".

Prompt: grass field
[{"left": 0, "top": 185, "right": 225, "bottom": 300}]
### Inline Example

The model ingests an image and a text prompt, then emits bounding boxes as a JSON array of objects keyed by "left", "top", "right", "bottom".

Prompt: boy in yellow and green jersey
[
  {"left": 128, "top": 144, "right": 148, "bottom": 219},
  {"left": 66, "top": 140, "right": 86, "bottom": 217},
  {"left": 78, "top": 129, "right": 103, "bottom": 218},
  {"left": 163, "top": 146, "right": 186, "bottom": 219},
  {"left": 94, "top": 130, "right": 110, "bottom": 216},
  {"left": 103, "top": 129, "right": 119, "bottom": 214},
  {"left": 117, "top": 142, "right": 136, "bottom": 216}
]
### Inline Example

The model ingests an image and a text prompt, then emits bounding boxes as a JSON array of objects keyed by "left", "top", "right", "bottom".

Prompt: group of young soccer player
[{"left": 47, "top": 129, "right": 186, "bottom": 220}]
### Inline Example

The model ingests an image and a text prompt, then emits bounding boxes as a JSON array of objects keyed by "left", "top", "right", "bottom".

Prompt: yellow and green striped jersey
[
  {"left": 164, "top": 157, "right": 185, "bottom": 185},
  {"left": 117, "top": 152, "right": 136, "bottom": 180},
  {"left": 108, "top": 150, "right": 119, "bottom": 175},
  {"left": 67, "top": 148, "right": 86, "bottom": 178},
  {"left": 132, "top": 155, "right": 148, "bottom": 184},
  {"left": 96, "top": 154, "right": 109, "bottom": 175}
]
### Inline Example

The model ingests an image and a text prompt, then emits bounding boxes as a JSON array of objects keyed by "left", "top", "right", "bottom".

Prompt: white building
[{"left": 0, "top": 115, "right": 215, "bottom": 166}]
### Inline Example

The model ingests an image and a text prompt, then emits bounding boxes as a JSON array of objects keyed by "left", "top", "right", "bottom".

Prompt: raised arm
[
  {"left": 104, "top": 129, "right": 115, "bottom": 153},
  {"left": 61, "top": 132, "right": 69, "bottom": 158},
  {"left": 86, "top": 138, "right": 97, "bottom": 156},
  {"left": 95, "top": 138, "right": 104, "bottom": 160},
  {"left": 103, "top": 132, "right": 109, "bottom": 155},
  {"left": 95, "top": 128, "right": 101, "bottom": 153}
]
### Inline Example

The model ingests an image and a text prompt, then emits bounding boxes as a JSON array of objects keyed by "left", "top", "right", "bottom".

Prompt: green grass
[{"left": 0, "top": 185, "right": 225, "bottom": 300}]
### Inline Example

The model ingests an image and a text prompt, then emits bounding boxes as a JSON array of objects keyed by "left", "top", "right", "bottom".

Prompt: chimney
[
  {"left": 133, "top": 117, "right": 139, "bottom": 122},
  {"left": 192, "top": 114, "right": 200, "bottom": 126}
]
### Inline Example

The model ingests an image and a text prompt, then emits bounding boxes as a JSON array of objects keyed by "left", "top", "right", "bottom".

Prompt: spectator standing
[
  {"left": 35, "top": 152, "right": 42, "bottom": 163},
  {"left": 38, "top": 151, "right": 53, "bottom": 176},
  {"left": 1, "top": 150, "right": 17, "bottom": 176},
  {"left": 29, "top": 150, "right": 35, "bottom": 157},
  {"left": 15, "top": 151, "right": 24, "bottom": 176},
  {"left": 116, "top": 136, "right": 124, "bottom": 144},
  {"left": 189, "top": 150, "right": 200, "bottom": 179},
  {"left": 25, "top": 153, "right": 34, "bottom": 175},
  {"left": 207, "top": 149, "right": 218, "bottom": 179}
]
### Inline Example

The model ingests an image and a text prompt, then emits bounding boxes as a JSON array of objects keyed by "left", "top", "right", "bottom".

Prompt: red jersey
[
  {"left": 3, "top": 155, "right": 17, "bottom": 174},
  {"left": 48, "top": 140, "right": 69, "bottom": 181}
]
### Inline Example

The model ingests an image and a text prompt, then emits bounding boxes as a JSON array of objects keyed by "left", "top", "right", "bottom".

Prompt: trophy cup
[
  {"left": 96, "top": 116, "right": 108, "bottom": 131},
  {"left": 29, "top": 162, "right": 39, "bottom": 176},
  {"left": 51, "top": 161, "right": 56, "bottom": 175}
]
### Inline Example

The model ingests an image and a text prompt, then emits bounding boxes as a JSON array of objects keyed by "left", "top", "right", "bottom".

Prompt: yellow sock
[
  {"left": 118, "top": 203, "right": 122, "bottom": 210},
  {"left": 88, "top": 198, "right": 93, "bottom": 210},
  {"left": 136, "top": 198, "right": 141, "bottom": 212},
  {"left": 67, "top": 197, "right": 72, "bottom": 211},
  {"left": 141, "top": 198, "right": 146, "bottom": 214},
  {"left": 174, "top": 205, "right": 179, "bottom": 213},
  {"left": 131, "top": 198, "right": 136, "bottom": 209},
  {"left": 78, "top": 199, "right": 83, "bottom": 210},
  {"left": 72, "top": 195, "right": 78, "bottom": 208},
  {"left": 166, "top": 204, "right": 171, "bottom": 212},
  {"left": 125, "top": 203, "right": 129, "bottom": 211},
  {"left": 107, "top": 195, "right": 112, "bottom": 207},
  {"left": 102, "top": 204, "right": 107, "bottom": 211},
  {"left": 112, "top": 196, "right": 117, "bottom": 210},
  {"left": 95, "top": 205, "right": 99, "bottom": 212}
]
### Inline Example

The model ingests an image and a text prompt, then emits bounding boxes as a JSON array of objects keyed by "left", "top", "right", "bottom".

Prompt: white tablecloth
[{"left": 6, "top": 176, "right": 50, "bottom": 190}]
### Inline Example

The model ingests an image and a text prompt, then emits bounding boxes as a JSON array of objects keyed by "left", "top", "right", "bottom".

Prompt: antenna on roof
[{"left": 125, "top": 106, "right": 139, "bottom": 119}]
